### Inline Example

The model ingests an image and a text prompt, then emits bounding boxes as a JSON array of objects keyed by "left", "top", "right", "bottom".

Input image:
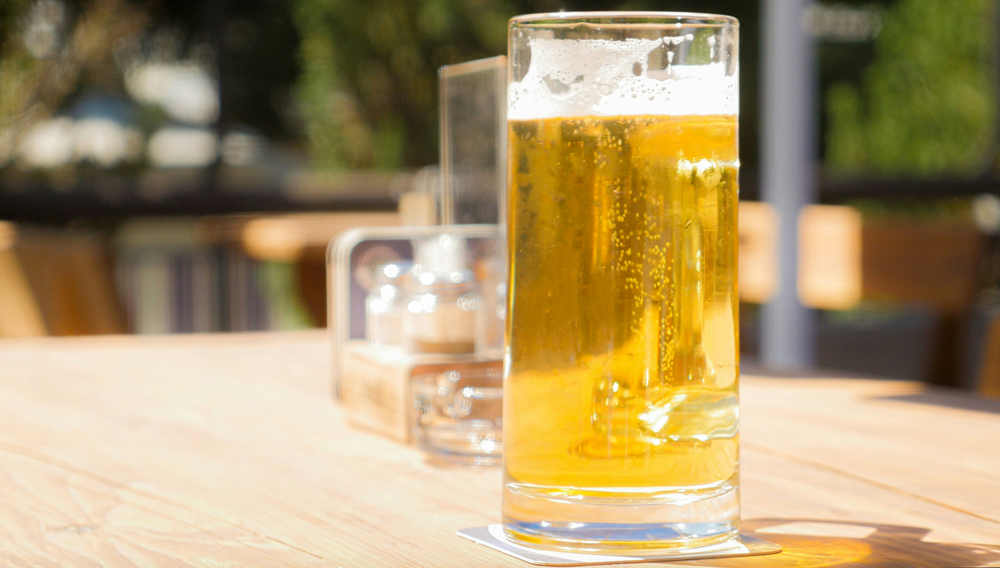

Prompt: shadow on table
[
  {"left": 673, "top": 519, "right": 1000, "bottom": 567},
  {"left": 740, "top": 363, "right": 872, "bottom": 380},
  {"left": 875, "top": 390, "right": 1000, "bottom": 415}
]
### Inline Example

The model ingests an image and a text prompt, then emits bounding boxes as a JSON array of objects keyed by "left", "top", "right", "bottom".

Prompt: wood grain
[
  {"left": 740, "top": 375, "right": 1000, "bottom": 525},
  {"left": 0, "top": 332, "right": 997, "bottom": 567}
]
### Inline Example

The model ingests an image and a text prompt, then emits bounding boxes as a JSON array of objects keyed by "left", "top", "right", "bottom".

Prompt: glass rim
[{"left": 510, "top": 11, "right": 738, "bottom": 28}]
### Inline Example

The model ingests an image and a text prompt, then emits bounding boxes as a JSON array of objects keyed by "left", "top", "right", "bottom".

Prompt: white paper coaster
[{"left": 457, "top": 525, "right": 782, "bottom": 566}]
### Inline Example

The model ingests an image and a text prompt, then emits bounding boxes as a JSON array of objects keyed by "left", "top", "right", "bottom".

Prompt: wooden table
[{"left": 0, "top": 332, "right": 998, "bottom": 567}]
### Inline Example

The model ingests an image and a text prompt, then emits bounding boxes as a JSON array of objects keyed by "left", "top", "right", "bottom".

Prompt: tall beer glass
[{"left": 504, "top": 12, "right": 740, "bottom": 551}]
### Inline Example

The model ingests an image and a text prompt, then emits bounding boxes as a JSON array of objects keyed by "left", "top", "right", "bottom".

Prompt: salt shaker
[
  {"left": 404, "top": 269, "right": 482, "bottom": 355},
  {"left": 365, "top": 262, "right": 410, "bottom": 350}
]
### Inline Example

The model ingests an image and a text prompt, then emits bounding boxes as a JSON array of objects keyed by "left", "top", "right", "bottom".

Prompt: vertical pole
[
  {"left": 438, "top": 68, "right": 454, "bottom": 226},
  {"left": 205, "top": 0, "right": 228, "bottom": 192},
  {"left": 761, "top": 0, "right": 817, "bottom": 369}
]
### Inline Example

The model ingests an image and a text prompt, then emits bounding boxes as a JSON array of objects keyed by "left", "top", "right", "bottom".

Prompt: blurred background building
[{"left": 1, "top": 0, "right": 999, "bottom": 396}]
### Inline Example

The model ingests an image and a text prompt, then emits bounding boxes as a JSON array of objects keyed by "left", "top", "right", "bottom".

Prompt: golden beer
[
  {"left": 503, "top": 11, "right": 740, "bottom": 551},
  {"left": 503, "top": 113, "right": 740, "bottom": 548}
]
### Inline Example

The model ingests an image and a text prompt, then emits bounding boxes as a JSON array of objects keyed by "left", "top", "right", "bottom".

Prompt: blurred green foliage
[
  {"left": 293, "top": 0, "right": 750, "bottom": 170},
  {"left": 0, "top": 0, "right": 148, "bottom": 132},
  {"left": 0, "top": 0, "right": 31, "bottom": 53},
  {"left": 825, "top": 0, "right": 997, "bottom": 177},
  {"left": 293, "top": 0, "right": 511, "bottom": 170},
  {"left": 846, "top": 197, "right": 975, "bottom": 225}
]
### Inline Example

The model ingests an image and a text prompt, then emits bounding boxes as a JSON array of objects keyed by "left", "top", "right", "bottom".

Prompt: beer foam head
[{"left": 508, "top": 37, "right": 738, "bottom": 120}]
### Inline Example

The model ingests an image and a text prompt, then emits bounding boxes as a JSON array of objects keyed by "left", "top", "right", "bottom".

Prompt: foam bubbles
[{"left": 508, "top": 38, "right": 738, "bottom": 120}]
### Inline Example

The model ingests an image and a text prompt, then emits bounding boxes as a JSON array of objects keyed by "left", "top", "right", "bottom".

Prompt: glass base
[
  {"left": 457, "top": 524, "right": 779, "bottom": 566},
  {"left": 414, "top": 420, "right": 502, "bottom": 466},
  {"left": 502, "top": 479, "right": 739, "bottom": 553}
]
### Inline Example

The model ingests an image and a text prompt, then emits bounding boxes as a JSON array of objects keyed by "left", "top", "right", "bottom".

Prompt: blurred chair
[
  {"left": 235, "top": 212, "right": 401, "bottom": 327},
  {"left": 799, "top": 205, "right": 986, "bottom": 386},
  {"left": 116, "top": 218, "right": 225, "bottom": 334},
  {"left": 799, "top": 205, "right": 984, "bottom": 312},
  {"left": 0, "top": 221, "right": 125, "bottom": 337},
  {"left": 116, "top": 211, "right": 402, "bottom": 334},
  {"left": 973, "top": 315, "right": 1000, "bottom": 399},
  {"left": 0, "top": 201, "right": 782, "bottom": 341},
  {"left": 738, "top": 201, "right": 778, "bottom": 304}
]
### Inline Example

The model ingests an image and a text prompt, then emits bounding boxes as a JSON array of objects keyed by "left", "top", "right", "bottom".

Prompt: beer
[
  {"left": 504, "top": 14, "right": 740, "bottom": 551},
  {"left": 504, "top": 114, "right": 739, "bottom": 547}
]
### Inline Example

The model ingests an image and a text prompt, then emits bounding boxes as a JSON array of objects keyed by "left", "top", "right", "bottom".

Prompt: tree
[
  {"left": 825, "top": 0, "right": 996, "bottom": 177},
  {"left": 294, "top": 0, "right": 529, "bottom": 170},
  {"left": 0, "top": 0, "right": 149, "bottom": 166},
  {"left": 290, "top": 0, "right": 737, "bottom": 170}
]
